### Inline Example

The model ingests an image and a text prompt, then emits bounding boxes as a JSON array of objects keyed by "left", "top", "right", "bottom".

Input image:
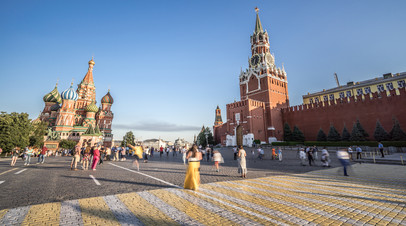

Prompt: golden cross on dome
[
  {"left": 255, "top": 7, "right": 259, "bottom": 13},
  {"left": 71, "top": 78, "right": 74, "bottom": 86}
]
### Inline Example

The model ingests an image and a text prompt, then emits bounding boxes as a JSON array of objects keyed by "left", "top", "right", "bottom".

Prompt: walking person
[
  {"left": 337, "top": 149, "right": 350, "bottom": 176},
  {"left": 159, "top": 146, "right": 163, "bottom": 158},
  {"left": 10, "top": 147, "right": 20, "bottom": 166},
  {"left": 37, "top": 145, "right": 47, "bottom": 164},
  {"left": 233, "top": 146, "right": 237, "bottom": 160},
  {"left": 70, "top": 145, "right": 81, "bottom": 170},
  {"left": 251, "top": 149, "right": 255, "bottom": 161},
  {"left": 237, "top": 145, "right": 247, "bottom": 178},
  {"left": 299, "top": 148, "right": 306, "bottom": 166},
  {"left": 121, "top": 147, "right": 126, "bottom": 161},
  {"left": 271, "top": 148, "right": 276, "bottom": 160},
  {"left": 206, "top": 146, "right": 211, "bottom": 162},
  {"left": 106, "top": 147, "right": 111, "bottom": 161},
  {"left": 144, "top": 146, "right": 149, "bottom": 163},
  {"left": 278, "top": 147, "right": 282, "bottom": 161},
  {"left": 99, "top": 147, "right": 105, "bottom": 165},
  {"left": 356, "top": 146, "right": 362, "bottom": 159},
  {"left": 91, "top": 146, "right": 100, "bottom": 171},
  {"left": 257, "top": 146, "right": 264, "bottom": 160},
  {"left": 348, "top": 146, "right": 353, "bottom": 161},
  {"left": 184, "top": 144, "right": 202, "bottom": 190},
  {"left": 313, "top": 145, "right": 318, "bottom": 161},
  {"left": 150, "top": 147, "right": 154, "bottom": 158},
  {"left": 24, "top": 146, "right": 34, "bottom": 166},
  {"left": 181, "top": 146, "right": 187, "bottom": 165},
  {"left": 82, "top": 146, "right": 91, "bottom": 170},
  {"left": 128, "top": 144, "right": 142, "bottom": 171},
  {"left": 378, "top": 142, "right": 384, "bottom": 158},
  {"left": 213, "top": 150, "right": 223, "bottom": 172},
  {"left": 306, "top": 147, "right": 314, "bottom": 166},
  {"left": 321, "top": 147, "right": 330, "bottom": 167}
]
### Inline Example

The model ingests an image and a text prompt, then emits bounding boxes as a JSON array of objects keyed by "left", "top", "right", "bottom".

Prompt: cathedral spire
[
  {"left": 254, "top": 7, "right": 263, "bottom": 34},
  {"left": 81, "top": 57, "right": 95, "bottom": 85}
]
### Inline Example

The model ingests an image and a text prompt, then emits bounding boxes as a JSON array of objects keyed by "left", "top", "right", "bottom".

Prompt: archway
[{"left": 236, "top": 125, "right": 243, "bottom": 146}]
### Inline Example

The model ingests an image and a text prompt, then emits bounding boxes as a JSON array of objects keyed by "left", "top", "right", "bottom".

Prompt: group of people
[{"left": 8, "top": 146, "right": 49, "bottom": 166}]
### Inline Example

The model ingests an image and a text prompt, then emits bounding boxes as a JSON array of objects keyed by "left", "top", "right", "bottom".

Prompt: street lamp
[{"left": 204, "top": 131, "right": 210, "bottom": 147}]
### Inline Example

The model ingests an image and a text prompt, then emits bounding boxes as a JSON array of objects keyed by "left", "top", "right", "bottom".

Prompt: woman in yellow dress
[
  {"left": 128, "top": 144, "right": 143, "bottom": 171},
  {"left": 184, "top": 144, "right": 202, "bottom": 190}
]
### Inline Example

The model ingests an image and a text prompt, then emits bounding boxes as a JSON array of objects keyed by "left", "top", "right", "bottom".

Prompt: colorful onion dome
[
  {"left": 85, "top": 101, "right": 99, "bottom": 112},
  {"left": 88, "top": 57, "right": 95, "bottom": 66},
  {"left": 43, "top": 84, "right": 62, "bottom": 104},
  {"left": 61, "top": 83, "right": 79, "bottom": 101},
  {"left": 50, "top": 103, "right": 60, "bottom": 111},
  {"left": 101, "top": 90, "right": 114, "bottom": 104}
]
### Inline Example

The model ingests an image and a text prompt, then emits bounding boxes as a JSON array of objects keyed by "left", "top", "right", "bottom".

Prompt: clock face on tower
[
  {"left": 250, "top": 54, "right": 260, "bottom": 67},
  {"left": 265, "top": 53, "right": 274, "bottom": 65}
]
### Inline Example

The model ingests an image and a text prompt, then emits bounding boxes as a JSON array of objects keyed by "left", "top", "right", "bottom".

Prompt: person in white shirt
[
  {"left": 337, "top": 149, "right": 350, "bottom": 176},
  {"left": 347, "top": 146, "right": 353, "bottom": 160},
  {"left": 181, "top": 146, "right": 187, "bottom": 165},
  {"left": 299, "top": 148, "right": 306, "bottom": 166},
  {"left": 321, "top": 147, "right": 330, "bottom": 167}
]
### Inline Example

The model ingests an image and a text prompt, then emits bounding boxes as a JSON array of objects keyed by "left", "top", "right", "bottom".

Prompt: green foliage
[
  {"left": 316, "top": 129, "right": 327, "bottom": 141},
  {"left": 292, "top": 126, "right": 305, "bottom": 142},
  {"left": 253, "top": 139, "right": 261, "bottom": 144},
  {"left": 121, "top": 131, "right": 135, "bottom": 146},
  {"left": 327, "top": 126, "right": 341, "bottom": 141},
  {"left": 271, "top": 141, "right": 303, "bottom": 146},
  {"left": 29, "top": 121, "right": 48, "bottom": 147},
  {"left": 283, "top": 123, "right": 293, "bottom": 141},
  {"left": 197, "top": 127, "right": 214, "bottom": 147},
  {"left": 373, "top": 120, "right": 390, "bottom": 141},
  {"left": 356, "top": 120, "right": 369, "bottom": 139},
  {"left": 389, "top": 118, "right": 406, "bottom": 141},
  {"left": 341, "top": 125, "right": 351, "bottom": 141},
  {"left": 58, "top": 139, "right": 77, "bottom": 150},
  {"left": 350, "top": 122, "right": 366, "bottom": 141},
  {"left": 0, "top": 112, "right": 31, "bottom": 152}
]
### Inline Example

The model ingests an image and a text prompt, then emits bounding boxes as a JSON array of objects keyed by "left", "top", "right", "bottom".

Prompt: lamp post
[{"left": 204, "top": 131, "right": 210, "bottom": 147}]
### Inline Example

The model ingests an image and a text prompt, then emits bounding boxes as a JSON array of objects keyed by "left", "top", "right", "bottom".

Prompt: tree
[
  {"left": 0, "top": 112, "right": 31, "bottom": 152},
  {"left": 121, "top": 131, "right": 135, "bottom": 147},
  {"left": 316, "top": 129, "right": 327, "bottom": 141},
  {"left": 389, "top": 118, "right": 406, "bottom": 141},
  {"left": 197, "top": 127, "right": 214, "bottom": 147},
  {"left": 350, "top": 122, "right": 365, "bottom": 141},
  {"left": 373, "top": 120, "right": 390, "bottom": 141},
  {"left": 29, "top": 121, "right": 48, "bottom": 147},
  {"left": 59, "top": 139, "right": 77, "bottom": 150},
  {"left": 355, "top": 120, "right": 369, "bottom": 140},
  {"left": 283, "top": 123, "right": 293, "bottom": 141},
  {"left": 327, "top": 126, "right": 341, "bottom": 141},
  {"left": 292, "top": 126, "right": 305, "bottom": 142},
  {"left": 341, "top": 125, "right": 351, "bottom": 141}
]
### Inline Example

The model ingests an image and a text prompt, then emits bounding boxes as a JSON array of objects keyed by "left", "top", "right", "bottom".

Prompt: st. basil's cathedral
[{"left": 40, "top": 58, "right": 114, "bottom": 149}]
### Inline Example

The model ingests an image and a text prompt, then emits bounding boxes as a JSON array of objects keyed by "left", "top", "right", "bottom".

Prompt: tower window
[
  {"left": 377, "top": 84, "right": 385, "bottom": 92},
  {"left": 346, "top": 91, "right": 352, "bottom": 97},
  {"left": 314, "top": 97, "right": 319, "bottom": 103},
  {"left": 329, "top": 94, "right": 334, "bottom": 100},
  {"left": 397, "top": 80, "right": 405, "bottom": 88},
  {"left": 339, "top": 92, "right": 345, "bottom": 98},
  {"left": 323, "top": 95, "right": 328, "bottom": 101},
  {"left": 309, "top": 98, "right": 313, "bottom": 104},
  {"left": 356, "top": 88, "right": 363, "bottom": 96},
  {"left": 364, "top": 87, "right": 371, "bottom": 94},
  {"left": 386, "top": 82, "right": 394, "bottom": 90}
]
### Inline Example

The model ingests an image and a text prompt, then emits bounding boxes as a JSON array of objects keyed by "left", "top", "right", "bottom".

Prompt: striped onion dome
[
  {"left": 61, "top": 83, "right": 79, "bottom": 101},
  {"left": 101, "top": 90, "right": 114, "bottom": 104},
  {"left": 43, "top": 84, "right": 62, "bottom": 104},
  {"left": 85, "top": 101, "right": 99, "bottom": 112}
]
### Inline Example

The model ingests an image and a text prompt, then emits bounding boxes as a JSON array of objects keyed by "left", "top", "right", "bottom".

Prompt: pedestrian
[
  {"left": 206, "top": 146, "right": 211, "bottom": 162},
  {"left": 121, "top": 147, "right": 126, "bottom": 161},
  {"left": 299, "top": 148, "right": 306, "bottom": 166},
  {"left": 378, "top": 142, "right": 384, "bottom": 158},
  {"left": 278, "top": 147, "right": 282, "bottom": 161},
  {"left": 251, "top": 149, "right": 255, "bottom": 161},
  {"left": 70, "top": 145, "right": 81, "bottom": 170},
  {"left": 233, "top": 146, "right": 237, "bottom": 160},
  {"left": 24, "top": 146, "right": 34, "bottom": 166},
  {"left": 150, "top": 147, "right": 154, "bottom": 158},
  {"left": 160, "top": 146, "right": 163, "bottom": 158},
  {"left": 99, "top": 147, "right": 105, "bottom": 165},
  {"left": 213, "top": 150, "right": 223, "bottom": 172},
  {"left": 337, "top": 149, "right": 350, "bottom": 176},
  {"left": 356, "top": 146, "right": 362, "bottom": 159},
  {"left": 306, "top": 147, "right": 314, "bottom": 166},
  {"left": 91, "top": 146, "right": 100, "bottom": 171},
  {"left": 144, "top": 146, "right": 149, "bottom": 163},
  {"left": 271, "top": 148, "right": 276, "bottom": 160},
  {"left": 82, "top": 146, "right": 91, "bottom": 170},
  {"left": 237, "top": 145, "right": 247, "bottom": 178},
  {"left": 181, "top": 146, "right": 187, "bottom": 165},
  {"left": 313, "top": 145, "right": 318, "bottom": 160},
  {"left": 321, "top": 147, "right": 330, "bottom": 167},
  {"left": 347, "top": 146, "right": 353, "bottom": 160},
  {"left": 166, "top": 147, "right": 170, "bottom": 157},
  {"left": 37, "top": 145, "right": 47, "bottom": 164},
  {"left": 128, "top": 144, "right": 142, "bottom": 171},
  {"left": 113, "top": 145, "right": 119, "bottom": 161},
  {"left": 106, "top": 147, "right": 111, "bottom": 161},
  {"left": 0, "top": 147, "right": 2, "bottom": 156},
  {"left": 184, "top": 144, "right": 202, "bottom": 190},
  {"left": 257, "top": 146, "right": 264, "bottom": 160},
  {"left": 10, "top": 147, "right": 20, "bottom": 166}
]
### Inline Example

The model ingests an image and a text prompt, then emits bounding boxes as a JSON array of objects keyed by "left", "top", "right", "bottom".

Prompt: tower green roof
[{"left": 254, "top": 13, "right": 264, "bottom": 34}]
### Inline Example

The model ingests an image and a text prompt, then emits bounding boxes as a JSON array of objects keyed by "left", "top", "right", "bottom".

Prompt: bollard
[
  {"left": 373, "top": 152, "right": 376, "bottom": 164},
  {"left": 401, "top": 156, "right": 404, "bottom": 165}
]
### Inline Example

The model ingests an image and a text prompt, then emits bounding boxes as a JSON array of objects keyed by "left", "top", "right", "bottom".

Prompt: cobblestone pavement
[{"left": 0, "top": 148, "right": 405, "bottom": 225}]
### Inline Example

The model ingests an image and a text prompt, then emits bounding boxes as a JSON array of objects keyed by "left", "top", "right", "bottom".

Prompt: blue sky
[{"left": 1, "top": 0, "right": 405, "bottom": 142}]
